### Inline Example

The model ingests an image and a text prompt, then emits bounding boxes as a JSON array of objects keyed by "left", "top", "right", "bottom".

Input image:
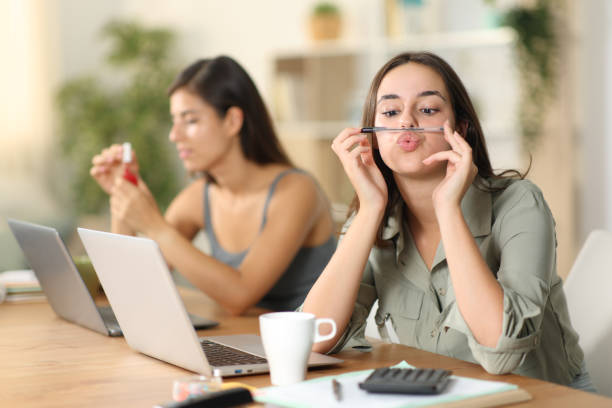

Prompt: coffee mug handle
[{"left": 313, "top": 318, "right": 337, "bottom": 343}]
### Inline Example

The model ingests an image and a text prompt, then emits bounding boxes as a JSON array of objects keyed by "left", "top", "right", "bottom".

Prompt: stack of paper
[{"left": 0, "top": 270, "right": 44, "bottom": 302}]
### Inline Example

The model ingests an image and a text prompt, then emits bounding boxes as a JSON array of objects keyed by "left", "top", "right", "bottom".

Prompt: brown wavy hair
[{"left": 348, "top": 52, "right": 527, "bottom": 246}]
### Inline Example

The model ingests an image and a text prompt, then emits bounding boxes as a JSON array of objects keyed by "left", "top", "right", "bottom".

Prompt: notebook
[
  {"left": 255, "top": 361, "right": 532, "bottom": 408},
  {"left": 77, "top": 227, "right": 343, "bottom": 376},
  {"left": 7, "top": 218, "right": 217, "bottom": 337}
]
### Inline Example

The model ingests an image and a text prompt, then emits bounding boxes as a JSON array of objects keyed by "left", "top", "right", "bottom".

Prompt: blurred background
[{"left": 1, "top": 0, "right": 610, "bottom": 279}]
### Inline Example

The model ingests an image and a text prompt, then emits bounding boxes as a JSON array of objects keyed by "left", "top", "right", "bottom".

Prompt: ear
[{"left": 223, "top": 106, "right": 244, "bottom": 137}]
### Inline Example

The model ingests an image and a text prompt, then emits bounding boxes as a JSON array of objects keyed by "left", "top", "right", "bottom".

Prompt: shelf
[
  {"left": 384, "top": 27, "right": 515, "bottom": 53},
  {"left": 273, "top": 27, "right": 515, "bottom": 60}
]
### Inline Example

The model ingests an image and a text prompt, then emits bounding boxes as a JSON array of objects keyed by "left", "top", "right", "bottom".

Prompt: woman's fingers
[
  {"left": 331, "top": 128, "right": 361, "bottom": 151},
  {"left": 339, "top": 134, "right": 368, "bottom": 155},
  {"left": 452, "top": 131, "right": 472, "bottom": 153},
  {"left": 332, "top": 129, "right": 365, "bottom": 156},
  {"left": 423, "top": 150, "right": 463, "bottom": 166},
  {"left": 443, "top": 121, "right": 463, "bottom": 152}
]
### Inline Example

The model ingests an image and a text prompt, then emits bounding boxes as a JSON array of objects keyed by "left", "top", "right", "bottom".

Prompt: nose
[
  {"left": 169, "top": 123, "right": 181, "bottom": 143},
  {"left": 399, "top": 112, "right": 418, "bottom": 128}
]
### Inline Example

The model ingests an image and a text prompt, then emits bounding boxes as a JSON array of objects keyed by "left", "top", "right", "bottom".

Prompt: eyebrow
[
  {"left": 376, "top": 90, "right": 447, "bottom": 105},
  {"left": 179, "top": 109, "right": 198, "bottom": 117},
  {"left": 171, "top": 109, "right": 198, "bottom": 119},
  {"left": 418, "top": 90, "right": 446, "bottom": 101}
]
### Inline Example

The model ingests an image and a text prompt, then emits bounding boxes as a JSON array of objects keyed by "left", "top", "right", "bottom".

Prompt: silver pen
[{"left": 361, "top": 127, "right": 444, "bottom": 133}]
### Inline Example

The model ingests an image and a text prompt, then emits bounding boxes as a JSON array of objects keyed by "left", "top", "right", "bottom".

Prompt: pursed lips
[
  {"left": 178, "top": 147, "right": 192, "bottom": 159},
  {"left": 396, "top": 133, "right": 421, "bottom": 152}
]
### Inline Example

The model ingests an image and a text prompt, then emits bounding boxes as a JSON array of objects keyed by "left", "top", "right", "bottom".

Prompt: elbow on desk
[
  {"left": 312, "top": 338, "right": 337, "bottom": 355},
  {"left": 476, "top": 352, "right": 523, "bottom": 376},
  {"left": 480, "top": 361, "right": 512, "bottom": 375},
  {"left": 220, "top": 293, "right": 259, "bottom": 316},
  {"left": 223, "top": 302, "right": 250, "bottom": 317}
]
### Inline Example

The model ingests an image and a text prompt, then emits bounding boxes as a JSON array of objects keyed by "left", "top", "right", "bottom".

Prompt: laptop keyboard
[{"left": 200, "top": 340, "right": 267, "bottom": 366}]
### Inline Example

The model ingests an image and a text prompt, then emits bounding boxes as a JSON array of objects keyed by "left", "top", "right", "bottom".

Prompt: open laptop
[
  {"left": 77, "top": 227, "right": 343, "bottom": 377},
  {"left": 7, "top": 219, "right": 217, "bottom": 337}
]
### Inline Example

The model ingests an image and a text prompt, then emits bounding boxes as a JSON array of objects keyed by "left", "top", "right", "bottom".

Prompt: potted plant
[
  {"left": 309, "top": 2, "right": 342, "bottom": 42},
  {"left": 486, "top": 0, "right": 558, "bottom": 149},
  {"left": 56, "top": 20, "right": 183, "bottom": 217}
]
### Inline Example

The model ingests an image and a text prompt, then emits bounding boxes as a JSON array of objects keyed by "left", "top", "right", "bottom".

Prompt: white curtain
[
  {"left": 0, "top": 0, "right": 61, "bottom": 270},
  {"left": 0, "top": 0, "right": 56, "bottom": 175}
]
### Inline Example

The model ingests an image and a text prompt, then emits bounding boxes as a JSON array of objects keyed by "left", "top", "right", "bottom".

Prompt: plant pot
[{"left": 309, "top": 14, "right": 341, "bottom": 42}]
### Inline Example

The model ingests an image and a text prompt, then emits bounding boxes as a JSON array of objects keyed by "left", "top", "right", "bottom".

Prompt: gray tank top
[{"left": 203, "top": 169, "right": 337, "bottom": 311}]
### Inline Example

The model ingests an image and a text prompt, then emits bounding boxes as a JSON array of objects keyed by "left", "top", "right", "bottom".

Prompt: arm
[
  {"left": 424, "top": 123, "right": 502, "bottom": 348},
  {"left": 425, "top": 125, "right": 555, "bottom": 373},
  {"left": 114, "top": 172, "right": 329, "bottom": 315},
  {"left": 441, "top": 183, "right": 557, "bottom": 374},
  {"left": 438, "top": 207, "right": 504, "bottom": 347},
  {"left": 303, "top": 127, "right": 388, "bottom": 353},
  {"left": 303, "top": 209, "right": 383, "bottom": 353}
]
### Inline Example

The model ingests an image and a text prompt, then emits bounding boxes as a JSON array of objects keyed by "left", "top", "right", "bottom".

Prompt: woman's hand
[
  {"left": 422, "top": 121, "right": 478, "bottom": 215},
  {"left": 109, "top": 177, "right": 166, "bottom": 236},
  {"left": 90, "top": 144, "right": 140, "bottom": 195},
  {"left": 331, "top": 127, "right": 388, "bottom": 212}
]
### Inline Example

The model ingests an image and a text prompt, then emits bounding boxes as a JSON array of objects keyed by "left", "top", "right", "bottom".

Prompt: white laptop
[
  {"left": 7, "top": 218, "right": 217, "bottom": 337},
  {"left": 77, "top": 227, "right": 343, "bottom": 377}
]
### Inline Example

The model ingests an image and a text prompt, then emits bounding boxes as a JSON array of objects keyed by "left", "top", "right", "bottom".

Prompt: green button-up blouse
[{"left": 330, "top": 178, "right": 584, "bottom": 385}]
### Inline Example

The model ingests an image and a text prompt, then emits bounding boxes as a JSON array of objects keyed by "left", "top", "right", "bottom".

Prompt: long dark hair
[
  {"left": 168, "top": 56, "right": 292, "bottom": 174},
  {"left": 350, "top": 51, "right": 527, "bottom": 246}
]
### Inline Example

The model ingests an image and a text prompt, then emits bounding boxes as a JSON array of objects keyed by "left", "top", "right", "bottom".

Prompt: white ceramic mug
[{"left": 259, "top": 312, "right": 336, "bottom": 386}]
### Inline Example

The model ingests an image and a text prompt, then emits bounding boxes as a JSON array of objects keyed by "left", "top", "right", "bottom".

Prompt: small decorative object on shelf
[{"left": 309, "top": 2, "right": 341, "bottom": 42}]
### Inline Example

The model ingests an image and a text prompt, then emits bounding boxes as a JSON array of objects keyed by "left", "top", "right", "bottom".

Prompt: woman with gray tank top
[{"left": 90, "top": 56, "right": 337, "bottom": 314}]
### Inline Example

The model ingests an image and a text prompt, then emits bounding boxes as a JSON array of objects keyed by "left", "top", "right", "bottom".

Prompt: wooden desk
[{"left": 1, "top": 289, "right": 610, "bottom": 408}]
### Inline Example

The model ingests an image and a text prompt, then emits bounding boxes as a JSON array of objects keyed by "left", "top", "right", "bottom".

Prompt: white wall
[
  {"left": 577, "top": 0, "right": 612, "bottom": 242},
  {"left": 52, "top": 0, "right": 497, "bottom": 106},
  {"left": 53, "top": 0, "right": 379, "bottom": 103}
]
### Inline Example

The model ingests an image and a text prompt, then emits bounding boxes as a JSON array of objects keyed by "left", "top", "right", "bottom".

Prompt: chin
[{"left": 181, "top": 161, "right": 198, "bottom": 173}]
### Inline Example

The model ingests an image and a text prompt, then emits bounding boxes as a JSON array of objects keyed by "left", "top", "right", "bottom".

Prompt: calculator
[{"left": 358, "top": 367, "right": 452, "bottom": 395}]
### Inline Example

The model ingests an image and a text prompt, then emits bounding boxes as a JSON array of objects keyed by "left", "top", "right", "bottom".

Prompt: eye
[
  {"left": 382, "top": 110, "right": 399, "bottom": 118},
  {"left": 420, "top": 107, "right": 439, "bottom": 115}
]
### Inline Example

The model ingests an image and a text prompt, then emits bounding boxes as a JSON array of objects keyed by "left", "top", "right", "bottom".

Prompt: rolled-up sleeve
[{"left": 443, "top": 182, "right": 555, "bottom": 374}]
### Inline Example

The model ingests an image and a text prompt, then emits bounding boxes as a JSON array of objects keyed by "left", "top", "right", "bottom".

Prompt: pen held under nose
[{"left": 361, "top": 127, "right": 444, "bottom": 133}]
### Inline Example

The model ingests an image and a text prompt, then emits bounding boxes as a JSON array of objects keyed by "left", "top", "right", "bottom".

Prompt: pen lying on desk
[
  {"left": 332, "top": 378, "right": 343, "bottom": 402},
  {"left": 361, "top": 127, "right": 444, "bottom": 133}
]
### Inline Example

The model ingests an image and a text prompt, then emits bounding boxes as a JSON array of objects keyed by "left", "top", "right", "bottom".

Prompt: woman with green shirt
[{"left": 302, "top": 52, "right": 596, "bottom": 391}]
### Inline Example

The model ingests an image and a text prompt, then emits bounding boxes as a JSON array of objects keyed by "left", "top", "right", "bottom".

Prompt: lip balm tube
[{"left": 122, "top": 142, "right": 138, "bottom": 185}]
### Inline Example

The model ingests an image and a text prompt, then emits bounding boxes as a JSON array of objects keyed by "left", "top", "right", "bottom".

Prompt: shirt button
[
  {"left": 437, "top": 287, "right": 446, "bottom": 296},
  {"left": 430, "top": 329, "right": 437, "bottom": 338}
]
